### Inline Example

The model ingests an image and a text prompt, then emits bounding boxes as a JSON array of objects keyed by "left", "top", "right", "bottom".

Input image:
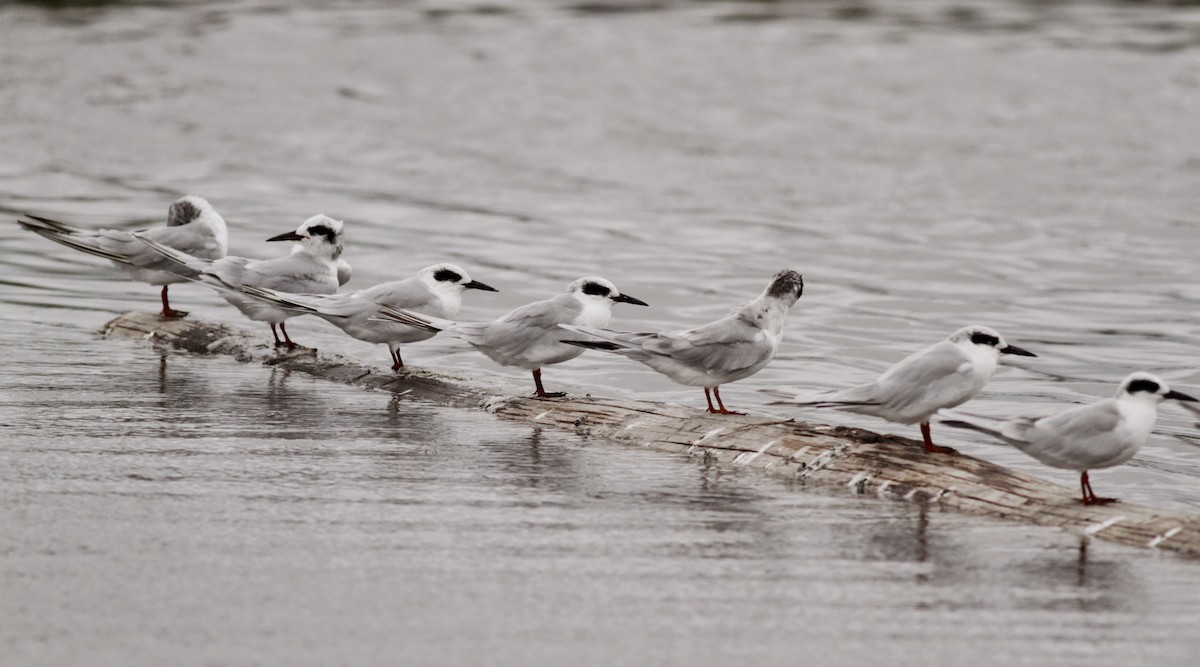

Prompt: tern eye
[
  {"left": 1127, "top": 379, "right": 1161, "bottom": 395},
  {"left": 433, "top": 268, "right": 463, "bottom": 283},
  {"left": 970, "top": 332, "right": 1000, "bottom": 347},
  {"left": 582, "top": 282, "right": 611, "bottom": 297}
]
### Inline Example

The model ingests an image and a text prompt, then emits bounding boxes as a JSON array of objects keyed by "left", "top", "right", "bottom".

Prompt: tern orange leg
[
  {"left": 1080, "top": 471, "right": 1118, "bottom": 505},
  {"left": 532, "top": 369, "right": 565, "bottom": 398},
  {"left": 920, "top": 422, "right": 955, "bottom": 454},
  {"left": 390, "top": 348, "right": 404, "bottom": 371},
  {"left": 278, "top": 323, "right": 297, "bottom": 349},
  {"left": 711, "top": 386, "right": 743, "bottom": 415},
  {"left": 270, "top": 323, "right": 297, "bottom": 349},
  {"left": 703, "top": 388, "right": 717, "bottom": 413},
  {"left": 160, "top": 286, "right": 186, "bottom": 318}
]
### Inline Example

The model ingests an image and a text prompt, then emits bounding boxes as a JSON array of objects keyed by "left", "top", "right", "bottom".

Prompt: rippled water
[{"left": 3, "top": 1, "right": 1200, "bottom": 664}]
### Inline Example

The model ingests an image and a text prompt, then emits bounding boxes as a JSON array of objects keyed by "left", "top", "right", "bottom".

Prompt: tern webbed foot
[
  {"left": 918, "top": 422, "right": 955, "bottom": 454},
  {"left": 706, "top": 387, "right": 742, "bottom": 415},
  {"left": 1082, "top": 496, "right": 1120, "bottom": 506},
  {"left": 708, "top": 407, "right": 744, "bottom": 415},
  {"left": 530, "top": 369, "right": 565, "bottom": 398},
  {"left": 158, "top": 286, "right": 187, "bottom": 319}
]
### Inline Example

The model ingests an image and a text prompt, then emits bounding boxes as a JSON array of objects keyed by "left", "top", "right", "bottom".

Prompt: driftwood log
[{"left": 102, "top": 311, "right": 1200, "bottom": 558}]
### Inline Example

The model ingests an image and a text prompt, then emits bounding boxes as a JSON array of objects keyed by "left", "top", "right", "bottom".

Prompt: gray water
[{"left": 2, "top": 1, "right": 1200, "bottom": 664}]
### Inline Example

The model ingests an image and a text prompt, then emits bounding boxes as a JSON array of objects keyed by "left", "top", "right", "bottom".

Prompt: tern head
[
  {"left": 763, "top": 269, "right": 804, "bottom": 306},
  {"left": 169, "top": 195, "right": 227, "bottom": 249},
  {"left": 1118, "top": 373, "right": 1198, "bottom": 404},
  {"left": 567, "top": 277, "right": 649, "bottom": 307},
  {"left": 949, "top": 325, "right": 1037, "bottom": 358},
  {"left": 419, "top": 263, "right": 499, "bottom": 294},
  {"left": 266, "top": 214, "right": 345, "bottom": 259},
  {"left": 168, "top": 196, "right": 218, "bottom": 227}
]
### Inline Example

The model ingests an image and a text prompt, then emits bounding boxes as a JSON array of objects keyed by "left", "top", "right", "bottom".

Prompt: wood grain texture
[{"left": 102, "top": 311, "right": 1200, "bottom": 558}]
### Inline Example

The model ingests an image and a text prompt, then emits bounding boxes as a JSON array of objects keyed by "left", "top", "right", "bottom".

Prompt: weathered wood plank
[{"left": 101, "top": 311, "right": 1200, "bottom": 558}]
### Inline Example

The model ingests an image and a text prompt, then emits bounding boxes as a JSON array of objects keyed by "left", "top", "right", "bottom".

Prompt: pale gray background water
[{"left": 2, "top": 1, "right": 1200, "bottom": 665}]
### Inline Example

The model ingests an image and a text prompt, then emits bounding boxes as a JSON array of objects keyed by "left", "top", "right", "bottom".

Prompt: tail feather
[
  {"left": 760, "top": 387, "right": 880, "bottom": 409},
  {"left": 235, "top": 285, "right": 324, "bottom": 316},
  {"left": 374, "top": 304, "right": 443, "bottom": 334},
  {"left": 561, "top": 339, "right": 622, "bottom": 351},
  {"left": 559, "top": 323, "right": 630, "bottom": 346},
  {"left": 19, "top": 217, "right": 133, "bottom": 265},
  {"left": 23, "top": 215, "right": 82, "bottom": 234},
  {"left": 939, "top": 419, "right": 1006, "bottom": 439},
  {"left": 937, "top": 410, "right": 1008, "bottom": 440},
  {"left": 557, "top": 323, "right": 649, "bottom": 357},
  {"left": 779, "top": 399, "right": 882, "bottom": 408}
]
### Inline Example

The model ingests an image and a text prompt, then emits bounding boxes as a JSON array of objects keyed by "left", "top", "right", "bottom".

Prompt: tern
[
  {"left": 136, "top": 214, "right": 349, "bottom": 348},
  {"left": 232, "top": 263, "right": 497, "bottom": 370},
  {"left": 373, "top": 277, "right": 647, "bottom": 397},
  {"left": 560, "top": 269, "right": 804, "bottom": 415},
  {"left": 769, "top": 325, "right": 1036, "bottom": 452},
  {"left": 941, "top": 372, "right": 1197, "bottom": 505},
  {"left": 17, "top": 195, "right": 228, "bottom": 318}
]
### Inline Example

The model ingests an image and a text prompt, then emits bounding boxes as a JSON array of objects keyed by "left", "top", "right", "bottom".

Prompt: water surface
[{"left": 3, "top": 1, "right": 1200, "bottom": 664}]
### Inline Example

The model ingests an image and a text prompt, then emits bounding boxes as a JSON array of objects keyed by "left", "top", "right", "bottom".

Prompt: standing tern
[
  {"left": 940, "top": 373, "right": 1197, "bottom": 505},
  {"left": 559, "top": 269, "right": 804, "bottom": 415},
  {"left": 17, "top": 195, "right": 228, "bottom": 318},
  {"left": 373, "top": 277, "right": 648, "bottom": 397},
  {"left": 136, "top": 214, "right": 349, "bottom": 348},
  {"left": 768, "top": 326, "right": 1036, "bottom": 452},
  {"left": 232, "top": 263, "right": 497, "bottom": 370}
]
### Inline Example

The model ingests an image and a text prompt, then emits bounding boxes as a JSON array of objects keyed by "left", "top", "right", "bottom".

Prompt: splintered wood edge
[{"left": 100, "top": 311, "right": 1200, "bottom": 558}]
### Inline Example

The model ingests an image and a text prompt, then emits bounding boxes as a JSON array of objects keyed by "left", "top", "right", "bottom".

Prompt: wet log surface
[{"left": 102, "top": 311, "right": 1200, "bottom": 558}]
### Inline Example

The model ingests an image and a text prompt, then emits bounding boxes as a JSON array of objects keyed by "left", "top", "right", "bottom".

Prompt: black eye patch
[
  {"left": 1127, "top": 379, "right": 1161, "bottom": 394},
  {"left": 970, "top": 332, "right": 1000, "bottom": 347},
  {"left": 306, "top": 224, "right": 339, "bottom": 244},
  {"left": 433, "top": 268, "right": 463, "bottom": 283},
  {"left": 582, "top": 282, "right": 611, "bottom": 297}
]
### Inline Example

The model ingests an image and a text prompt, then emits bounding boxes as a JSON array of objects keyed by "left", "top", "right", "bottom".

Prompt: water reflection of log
[{"left": 102, "top": 311, "right": 1200, "bottom": 559}]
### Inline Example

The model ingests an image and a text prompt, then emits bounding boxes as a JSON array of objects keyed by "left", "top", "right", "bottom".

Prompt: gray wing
[
  {"left": 945, "top": 401, "right": 1125, "bottom": 469},
  {"left": 132, "top": 232, "right": 215, "bottom": 278},
  {"left": 1009, "top": 401, "right": 1130, "bottom": 469},
  {"left": 357, "top": 279, "right": 439, "bottom": 311},
  {"left": 469, "top": 297, "right": 576, "bottom": 354},
  {"left": 22, "top": 214, "right": 219, "bottom": 273},
  {"left": 301, "top": 279, "right": 438, "bottom": 320},
  {"left": 868, "top": 342, "right": 973, "bottom": 409},
  {"left": 137, "top": 221, "right": 222, "bottom": 261},
  {"left": 641, "top": 314, "right": 771, "bottom": 374},
  {"left": 1027, "top": 401, "right": 1122, "bottom": 445},
  {"left": 100, "top": 224, "right": 214, "bottom": 274},
  {"left": 221, "top": 253, "right": 337, "bottom": 294}
]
